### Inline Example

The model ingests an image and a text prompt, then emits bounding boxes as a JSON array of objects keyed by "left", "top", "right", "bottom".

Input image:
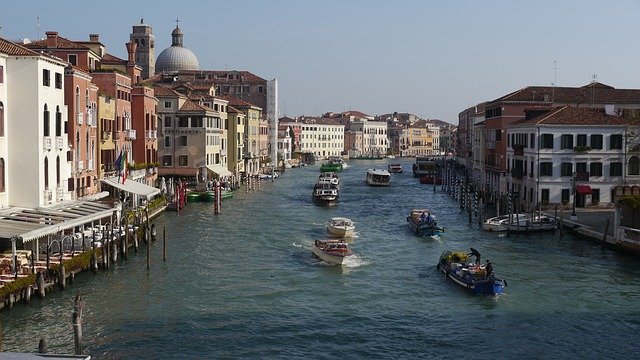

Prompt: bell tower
[{"left": 129, "top": 18, "right": 155, "bottom": 79}]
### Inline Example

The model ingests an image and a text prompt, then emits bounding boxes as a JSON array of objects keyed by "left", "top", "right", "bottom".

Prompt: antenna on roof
[{"left": 591, "top": 73, "right": 597, "bottom": 104}]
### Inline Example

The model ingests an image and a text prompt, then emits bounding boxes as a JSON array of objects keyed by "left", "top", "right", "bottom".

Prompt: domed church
[{"left": 155, "top": 24, "right": 200, "bottom": 74}]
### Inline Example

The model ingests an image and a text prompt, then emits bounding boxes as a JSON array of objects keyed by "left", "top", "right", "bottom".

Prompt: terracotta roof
[
  {"left": 179, "top": 100, "right": 211, "bottom": 112},
  {"left": 100, "top": 53, "right": 126, "bottom": 64},
  {"left": 0, "top": 37, "right": 37, "bottom": 56},
  {"left": 24, "top": 36, "right": 90, "bottom": 51},
  {"left": 153, "top": 86, "right": 182, "bottom": 97},
  {"left": 220, "top": 95, "right": 259, "bottom": 108},
  {"left": 341, "top": 110, "right": 371, "bottom": 118},
  {"left": 409, "top": 119, "right": 431, "bottom": 128},
  {"left": 511, "top": 106, "right": 628, "bottom": 127},
  {"left": 227, "top": 106, "right": 241, "bottom": 114},
  {"left": 491, "top": 83, "right": 640, "bottom": 105},
  {"left": 178, "top": 70, "right": 267, "bottom": 84}
]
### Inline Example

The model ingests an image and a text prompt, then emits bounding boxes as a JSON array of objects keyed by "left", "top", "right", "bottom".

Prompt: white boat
[
  {"left": 329, "top": 155, "right": 348, "bottom": 169},
  {"left": 482, "top": 214, "right": 529, "bottom": 232},
  {"left": 387, "top": 164, "right": 403, "bottom": 173},
  {"left": 312, "top": 239, "right": 354, "bottom": 265},
  {"left": 313, "top": 184, "right": 339, "bottom": 203},
  {"left": 327, "top": 217, "right": 355, "bottom": 238},
  {"left": 318, "top": 172, "right": 339, "bottom": 187},
  {"left": 506, "top": 214, "right": 558, "bottom": 232},
  {"left": 366, "top": 169, "right": 391, "bottom": 186}
]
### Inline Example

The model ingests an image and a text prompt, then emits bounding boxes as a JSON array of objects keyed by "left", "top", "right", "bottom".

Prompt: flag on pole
[{"left": 120, "top": 150, "right": 127, "bottom": 183}]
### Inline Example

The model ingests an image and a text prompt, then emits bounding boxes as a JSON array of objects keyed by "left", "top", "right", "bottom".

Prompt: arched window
[
  {"left": 85, "top": 129, "right": 90, "bottom": 162},
  {"left": 56, "top": 156, "right": 60, "bottom": 186},
  {"left": 0, "top": 101, "right": 4, "bottom": 137},
  {"left": 75, "top": 87, "right": 80, "bottom": 115},
  {"left": 43, "top": 104, "right": 50, "bottom": 136},
  {"left": 0, "top": 158, "right": 5, "bottom": 192},
  {"left": 44, "top": 157, "right": 49, "bottom": 190},
  {"left": 76, "top": 131, "right": 81, "bottom": 160},
  {"left": 630, "top": 156, "right": 640, "bottom": 175},
  {"left": 56, "top": 105, "right": 62, "bottom": 136}
]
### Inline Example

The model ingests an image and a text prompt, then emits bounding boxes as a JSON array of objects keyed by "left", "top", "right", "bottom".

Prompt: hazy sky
[{"left": 2, "top": 0, "right": 639, "bottom": 124}]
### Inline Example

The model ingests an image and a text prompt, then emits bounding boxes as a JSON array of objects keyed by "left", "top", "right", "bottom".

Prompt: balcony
[
  {"left": 76, "top": 113, "right": 83, "bottom": 125},
  {"left": 125, "top": 129, "right": 137, "bottom": 140},
  {"left": 76, "top": 160, "right": 84, "bottom": 173},
  {"left": 146, "top": 130, "right": 157, "bottom": 139},
  {"left": 56, "top": 187, "right": 64, "bottom": 202},
  {"left": 87, "top": 159, "right": 94, "bottom": 171},
  {"left": 56, "top": 136, "right": 64, "bottom": 150},
  {"left": 43, "top": 137, "right": 52, "bottom": 150}
]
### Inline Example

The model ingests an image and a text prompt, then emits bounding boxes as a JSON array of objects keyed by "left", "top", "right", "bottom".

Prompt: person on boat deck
[
  {"left": 485, "top": 260, "right": 493, "bottom": 278},
  {"left": 420, "top": 212, "right": 428, "bottom": 222},
  {"left": 426, "top": 212, "right": 434, "bottom": 223},
  {"left": 469, "top": 248, "right": 481, "bottom": 264}
]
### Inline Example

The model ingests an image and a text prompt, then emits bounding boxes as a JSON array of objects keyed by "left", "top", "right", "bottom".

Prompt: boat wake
[{"left": 342, "top": 254, "right": 370, "bottom": 268}]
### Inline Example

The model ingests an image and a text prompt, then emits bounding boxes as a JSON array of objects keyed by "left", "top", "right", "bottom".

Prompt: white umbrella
[
  {"left": 168, "top": 177, "right": 174, "bottom": 197},
  {"left": 160, "top": 177, "right": 167, "bottom": 194}
]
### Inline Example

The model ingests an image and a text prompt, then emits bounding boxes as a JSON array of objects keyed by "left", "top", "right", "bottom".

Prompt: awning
[
  {"left": 576, "top": 185, "right": 592, "bottom": 195},
  {"left": 207, "top": 165, "right": 233, "bottom": 177},
  {"left": 101, "top": 177, "right": 160, "bottom": 199}
]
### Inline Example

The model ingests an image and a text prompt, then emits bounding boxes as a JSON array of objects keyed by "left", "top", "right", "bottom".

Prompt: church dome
[{"left": 155, "top": 25, "right": 199, "bottom": 74}]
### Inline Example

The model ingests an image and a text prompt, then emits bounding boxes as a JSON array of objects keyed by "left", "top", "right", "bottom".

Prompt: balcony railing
[
  {"left": 43, "top": 137, "right": 52, "bottom": 150},
  {"left": 87, "top": 159, "right": 94, "bottom": 171},
  {"left": 76, "top": 113, "right": 83, "bottom": 125},
  {"left": 126, "top": 129, "right": 137, "bottom": 140},
  {"left": 76, "top": 160, "right": 84, "bottom": 172},
  {"left": 146, "top": 130, "right": 157, "bottom": 139},
  {"left": 56, "top": 187, "right": 64, "bottom": 202},
  {"left": 56, "top": 137, "right": 64, "bottom": 150}
]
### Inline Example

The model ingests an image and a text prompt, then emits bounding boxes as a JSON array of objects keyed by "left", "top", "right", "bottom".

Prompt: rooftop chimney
[
  {"left": 45, "top": 31, "right": 58, "bottom": 48},
  {"left": 126, "top": 41, "right": 137, "bottom": 63},
  {"left": 89, "top": 34, "right": 99, "bottom": 43}
]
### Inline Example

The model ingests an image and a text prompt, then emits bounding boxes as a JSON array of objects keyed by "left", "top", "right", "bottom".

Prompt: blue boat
[
  {"left": 406, "top": 208, "right": 444, "bottom": 236},
  {"left": 436, "top": 250, "right": 506, "bottom": 296}
]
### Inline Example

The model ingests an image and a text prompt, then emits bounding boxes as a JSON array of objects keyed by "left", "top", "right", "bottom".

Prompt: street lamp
[{"left": 571, "top": 172, "right": 578, "bottom": 220}]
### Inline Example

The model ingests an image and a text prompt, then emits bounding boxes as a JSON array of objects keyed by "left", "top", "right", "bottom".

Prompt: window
[
  {"left": 590, "top": 134, "right": 603, "bottom": 149},
  {"left": 629, "top": 156, "right": 640, "bottom": 175},
  {"left": 178, "top": 117, "right": 188, "bottom": 127},
  {"left": 162, "top": 155, "right": 172, "bottom": 166},
  {"left": 561, "top": 162, "right": 572, "bottom": 176},
  {"left": 610, "top": 162, "right": 623, "bottom": 176},
  {"left": 164, "top": 116, "right": 172, "bottom": 128},
  {"left": 223, "top": 85, "right": 230, "bottom": 93},
  {"left": 55, "top": 106, "right": 62, "bottom": 136},
  {"left": 179, "top": 136, "right": 187, "bottom": 146},
  {"left": 164, "top": 101, "right": 171, "bottom": 108},
  {"left": 576, "top": 162, "right": 587, "bottom": 174},
  {"left": 243, "top": 85, "right": 250, "bottom": 93},
  {"left": 43, "top": 104, "right": 50, "bottom": 137},
  {"left": 178, "top": 155, "right": 188, "bottom": 166},
  {"left": 56, "top": 156, "right": 60, "bottom": 185},
  {"left": 44, "top": 157, "right": 49, "bottom": 190},
  {"left": 561, "top": 134, "right": 573, "bottom": 149},
  {"left": 68, "top": 54, "right": 77, "bottom": 66},
  {"left": 164, "top": 136, "right": 171, "bottom": 148},
  {"left": 590, "top": 162, "right": 602, "bottom": 176},
  {"left": 495, "top": 129, "right": 501, "bottom": 142},
  {"left": 43, "top": 69, "right": 50, "bottom": 86},
  {"left": 191, "top": 117, "right": 203, "bottom": 127},
  {"left": 541, "top": 189, "right": 549, "bottom": 204},
  {"left": 55, "top": 73, "right": 62, "bottom": 89},
  {"left": 540, "top": 134, "right": 553, "bottom": 149},
  {"left": 562, "top": 189, "right": 570, "bottom": 204},
  {"left": 0, "top": 65, "right": 3, "bottom": 83},
  {"left": 576, "top": 134, "right": 587, "bottom": 147},
  {"left": 530, "top": 133, "right": 535, "bottom": 149},
  {"left": 258, "top": 85, "right": 263, "bottom": 94},
  {"left": 610, "top": 134, "right": 623, "bottom": 150}
]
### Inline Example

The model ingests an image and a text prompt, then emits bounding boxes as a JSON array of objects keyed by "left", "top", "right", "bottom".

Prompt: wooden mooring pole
[
  {"left": 146, "top": 230, "right": 150, "bottom": 270},
  {"left": 163, "top": 226, "right": 167, "bottom": 262},
  {"left": 602, "top": 218, "right": 610, "bottom": 251},
  {"left": 72, "top": 293, "right": 83, "bottom": 355}
]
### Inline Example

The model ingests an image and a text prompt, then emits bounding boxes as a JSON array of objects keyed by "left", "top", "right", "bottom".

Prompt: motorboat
[
  {"left": 507, "top": 214, "right": 558, "bottom": 232},
  {"left": 482, "top": 213, "right": 529, "bottom": 232},
  {"left": 406, "top": 208, "right": 444, "bottom": 236},
  {"left": 365, "top": 169, "right": 391, "bottom": 186},
  {"left": 312, "top": 239, "right": 354, "bottom": 265},
  {"left": 436, "top": 250, "right": 506, "bottom": 296},
  {"left": 317, "top": 172, "right": 339, "bottom": 187},
  {"left": 326, "top": 217, "right": 355, "bottom": 238},
  {"left": 412, "top": 157, "right": 439, "bottom": 178},
  {"left": 320, "top": 160, "right": 343, "bottom": 172},
  {"left": 313, "top": 184, "right": 339, "bottom": 204},
  {"left": 328, "top": 155, "right": 348, "bottom": 169},
  {"left": 387, "top": 164, "right": 403, "bottom": 173}
]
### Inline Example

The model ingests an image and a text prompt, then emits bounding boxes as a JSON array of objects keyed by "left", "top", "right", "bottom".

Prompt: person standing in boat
[
  {"left": 426, "top": 212, "right": 434, "bottom": 224},
  {"left": 469, "top": 248, "right": 481, "bottom": 264},
  {"left": 485, "top": 260, "right": 493, "bottom": 278},
  {"left": 420, "top": 211, "right": 428, "bottom": 223}
]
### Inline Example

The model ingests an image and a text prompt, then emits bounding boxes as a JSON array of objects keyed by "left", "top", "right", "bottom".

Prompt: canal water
[{"left": 2, "top": 159, "right": 640, "bottom": 359}]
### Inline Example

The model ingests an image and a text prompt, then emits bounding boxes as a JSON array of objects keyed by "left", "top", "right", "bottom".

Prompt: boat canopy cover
[{"left": 101, "top": 177, "right": 160, "bottom": 200}]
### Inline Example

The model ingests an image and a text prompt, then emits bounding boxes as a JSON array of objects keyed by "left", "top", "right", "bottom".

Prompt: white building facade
[
  {"left": 2, "top": 40, "right": 73, "bottom": 208},
  {"left": 297, "top": 117, "right": 345, "bottom": 159}
]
